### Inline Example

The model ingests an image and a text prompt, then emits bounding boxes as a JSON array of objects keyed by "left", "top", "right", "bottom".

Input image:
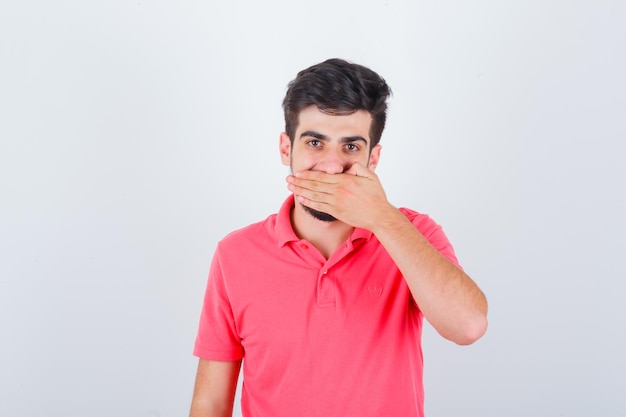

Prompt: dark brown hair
[{"left": 282, "top": 58, "right": 391, "bottom": 147}]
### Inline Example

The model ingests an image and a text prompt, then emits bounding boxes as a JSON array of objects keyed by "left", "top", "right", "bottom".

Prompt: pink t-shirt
[{"left": 194, "top": 195, "right": 461, "bottom": 417}]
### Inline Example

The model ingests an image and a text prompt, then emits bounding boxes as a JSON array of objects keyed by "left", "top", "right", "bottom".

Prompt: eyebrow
[{"left": 299, "top": 130, "right": 369, "bottom": 145}]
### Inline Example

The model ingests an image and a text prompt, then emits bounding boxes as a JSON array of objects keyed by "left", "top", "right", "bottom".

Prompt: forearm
[
  {"left": 189, "top": 398, "right": 234, "bottom": 417},
  {"left": 372, "top": 206, "right": 488, "bottom": 345},
  {"left": 189, "top": 359, "right": 241, "bottom": 417}
]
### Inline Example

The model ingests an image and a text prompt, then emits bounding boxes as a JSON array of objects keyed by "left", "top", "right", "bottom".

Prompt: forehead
[{"left": 295, "top": 105, "right": 372, "bottom": 139}]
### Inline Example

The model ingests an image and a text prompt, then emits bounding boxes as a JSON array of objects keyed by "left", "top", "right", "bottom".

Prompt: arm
[
  {"left": 189, "top": 359, "right": 242, "bottom": 417},
  {"left": 287, "top": 163, "right": 488, "bottom": 345},
  {"left": 369, "top": 207, "right": 487, "bottom": 344}
]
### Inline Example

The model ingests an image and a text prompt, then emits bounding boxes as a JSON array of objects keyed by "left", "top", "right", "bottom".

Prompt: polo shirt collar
[{"left": 275, "top": 195, "right": 373, "bottom": 247}]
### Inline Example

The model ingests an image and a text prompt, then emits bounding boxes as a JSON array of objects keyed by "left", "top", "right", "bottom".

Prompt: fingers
[
  {"left": 286, "top": 164, "right": 374, "bottom": 198},
  {"left": 286, "top": 170, "right": 337, "bottom": 200},
  {"left": 285, "top": 165, "right": 378, "bottom": 211},
  {"left": 286, "top": 175, "right": 331, "bottom": 203},
  {"left": 292, "top": 170, "right": 339, "bottom": 184},
  {"left": 290, "top": 163, "right": 372, "bottom": 183}
]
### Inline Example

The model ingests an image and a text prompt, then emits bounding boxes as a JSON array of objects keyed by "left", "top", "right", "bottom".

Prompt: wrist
[{"left": 369, "top": 204, "right": 409, "bottom": 235}]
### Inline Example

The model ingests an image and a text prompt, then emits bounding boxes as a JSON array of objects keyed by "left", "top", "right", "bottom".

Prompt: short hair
[{"left": 282, "top": 58, "right": 392, "bottom": 148}]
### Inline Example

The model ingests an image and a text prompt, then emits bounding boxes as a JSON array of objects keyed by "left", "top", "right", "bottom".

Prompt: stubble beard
[{"left": 302, "top": 205, "right": 338, "bottom": 222}]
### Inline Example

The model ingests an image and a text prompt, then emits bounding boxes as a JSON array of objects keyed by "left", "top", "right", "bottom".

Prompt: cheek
[{"left": 290, "top": 154, "right": 317, "bottom": 170}]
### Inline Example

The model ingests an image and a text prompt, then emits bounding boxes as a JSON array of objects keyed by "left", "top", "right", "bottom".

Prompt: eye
[
  {"left": 344, "top": 143, "right": 360, "bottom": 152},
  {"left": 307, "top": 139, "right": 322, "bottom": 148}
]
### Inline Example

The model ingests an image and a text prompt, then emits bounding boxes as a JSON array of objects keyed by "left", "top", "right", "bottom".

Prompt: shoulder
[{"left": 217, "top": 213, "right": 278, "bottom": 251}]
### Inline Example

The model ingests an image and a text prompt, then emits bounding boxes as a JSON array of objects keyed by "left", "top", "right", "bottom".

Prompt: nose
[
  {"left": 315, "top": 152, "right": 350, "bottom": 174},
  {"left": 316, "top": 161, "right": 345, "bottom": 174}
]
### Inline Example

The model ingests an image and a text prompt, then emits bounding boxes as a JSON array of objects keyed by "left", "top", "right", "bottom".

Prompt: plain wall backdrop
[{"left": 1, "top": 1, "right": 625, "bottom": 416}]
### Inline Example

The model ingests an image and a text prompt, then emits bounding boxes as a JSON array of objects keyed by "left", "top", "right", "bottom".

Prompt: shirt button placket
[{"left": 317, "top": 268, "right": 335, "bottom": 306}]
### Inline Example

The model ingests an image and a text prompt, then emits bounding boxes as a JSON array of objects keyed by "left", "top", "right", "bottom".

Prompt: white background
[{"left": 1, "top": 1, "right": 625, "bottom": 416}]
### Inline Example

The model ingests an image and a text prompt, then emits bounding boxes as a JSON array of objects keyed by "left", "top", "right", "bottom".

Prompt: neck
[{"left": 291, "top": 203, "right": 354, "bottom": 259}]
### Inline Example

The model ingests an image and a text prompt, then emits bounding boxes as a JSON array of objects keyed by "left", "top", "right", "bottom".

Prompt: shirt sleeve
[
  {"left": 401, "top": 208, "right": 463, "bottom": 270},
  {"left": 193, "top": 244, "right": 245, "bottom": 361}
]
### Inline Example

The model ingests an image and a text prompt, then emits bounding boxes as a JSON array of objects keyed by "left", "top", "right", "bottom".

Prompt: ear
[
  {"left": 279, "top": 132, "right": 292, "bottom": 166},
  {"left": 368, "top": 144, "right": 382, "bottom": 171}
]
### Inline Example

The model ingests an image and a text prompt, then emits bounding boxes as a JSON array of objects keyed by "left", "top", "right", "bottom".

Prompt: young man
[{"left": 190, "top": 59, "right": 488, "bottom": 417}]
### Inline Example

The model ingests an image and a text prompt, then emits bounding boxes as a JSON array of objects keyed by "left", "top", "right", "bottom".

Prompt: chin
[{"left": 302, "top": 204, "right": 337, "bottom": 222}]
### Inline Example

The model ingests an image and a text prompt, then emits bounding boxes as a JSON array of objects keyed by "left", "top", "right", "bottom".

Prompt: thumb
[{"left": 345, "top": 162, "right": 373, "bottom": 178}]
